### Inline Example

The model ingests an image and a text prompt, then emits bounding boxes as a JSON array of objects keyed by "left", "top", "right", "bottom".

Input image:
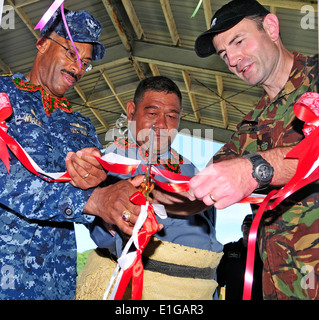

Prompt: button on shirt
[{"left": 0, "top": 74, "right": 102, "bottom": 299}]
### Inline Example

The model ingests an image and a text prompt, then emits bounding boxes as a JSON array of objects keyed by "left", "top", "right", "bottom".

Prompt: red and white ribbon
[
  {"left": 0, "top": 93, "right": 12, "bottom": 173},
  {"left": 0, "top": 93, "right": 276, "bottom": 197},
  {"left": 0, "top": 95, "right": 141, "bottom": 180},
  {"left": 0, "top": 94, "right": 165, "bottom": 300},
  {"left": 2, "top": 89, "right": 319, "bottom": 300},
  {"left": 0, "top": 93, "right": 71, "bottom": 180},
  {"left": 103, "top": 192, "right": 159, "bottom": 300},
  {"left": 243, "top": 92, "right": 319, "bottom": 300}
]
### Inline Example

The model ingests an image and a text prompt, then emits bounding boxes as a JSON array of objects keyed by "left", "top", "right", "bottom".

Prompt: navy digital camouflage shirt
[{"left": 0, "top": 73, "right": 102, "bottom": 299}]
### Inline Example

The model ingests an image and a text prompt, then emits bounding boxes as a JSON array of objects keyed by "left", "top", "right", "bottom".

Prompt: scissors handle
[{"left": 139, "top": 166, "right": 154, "bottom": 199}]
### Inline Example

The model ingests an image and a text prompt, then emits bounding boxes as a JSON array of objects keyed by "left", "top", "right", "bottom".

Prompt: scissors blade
[{"left": 146, "top": 121, "right": 155, "bottom": 186}]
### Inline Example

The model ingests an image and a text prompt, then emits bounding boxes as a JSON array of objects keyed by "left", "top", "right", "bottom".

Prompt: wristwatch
[{"left": 244, "top": 152, "right": 274, "bottom": 190}]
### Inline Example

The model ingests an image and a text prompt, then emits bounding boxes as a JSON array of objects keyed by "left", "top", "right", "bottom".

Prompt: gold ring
[
  {"left": 122, "top": 209, "right": 131, "bottom": 222},
  {"left": 209, "top": 192, "right": 216, "bottom": 203},
  {"left": 83, "top": 173, "right": 90, "bottom": 179}
]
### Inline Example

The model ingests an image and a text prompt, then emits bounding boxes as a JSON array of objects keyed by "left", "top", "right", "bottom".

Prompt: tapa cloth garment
[{"left": 76, "top": 238, "right": 223, "bottom": 300}]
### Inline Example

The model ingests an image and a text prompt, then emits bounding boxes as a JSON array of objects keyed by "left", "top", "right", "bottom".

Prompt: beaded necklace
[
  {"left": 13, "top": 78, "right": 72, "bottom": 116},
  {"left": 115, "top": 137, "right": 183, "bottom": 174}
]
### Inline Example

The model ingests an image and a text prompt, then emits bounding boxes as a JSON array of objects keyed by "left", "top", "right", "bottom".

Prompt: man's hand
[
  {"left": 65, "top": 147, "right": 107, "bottom": 189},
  {"left": 151, "top": 186, "right": 210, "bottom": 215},
  {"left": 189, "top": 157, "right": 257, "bottom": 209},
  {"left": 189, "top": 147, "right": 298, "bottom": 209},
  {"left": 84, "top": 175, "right": 148, "bottom": 236}
]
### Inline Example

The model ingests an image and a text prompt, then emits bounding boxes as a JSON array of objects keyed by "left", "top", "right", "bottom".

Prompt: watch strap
[{"left": 243, "top": 152, "right": 273, "bottom": 190}]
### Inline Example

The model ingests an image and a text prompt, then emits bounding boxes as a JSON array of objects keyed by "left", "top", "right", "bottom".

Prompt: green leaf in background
[{"left": 77, "top": 249, "right": 93, "bottom": 276}]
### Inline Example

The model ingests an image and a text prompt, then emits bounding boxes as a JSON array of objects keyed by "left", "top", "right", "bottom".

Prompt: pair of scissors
[{"left": 140, "top": 122, "right": 155, "bottom": 200}]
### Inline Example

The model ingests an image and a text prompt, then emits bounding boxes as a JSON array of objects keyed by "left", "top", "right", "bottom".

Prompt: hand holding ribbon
[
  {"left": 65, "top": 148, "right": 107, "bottom": 189},
  {"left": 103, "top": 192, "right": 159, "bottom": 300}
]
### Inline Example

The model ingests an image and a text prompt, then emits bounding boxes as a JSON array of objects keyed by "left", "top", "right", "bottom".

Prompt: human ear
[
  {"left": 126, "top": 100, "right": 136, "bottom": 121},
  {"left": 36, "top": 37, "right": 50, "bottom": 54},
  {"left": 263, "top": 14, "right": 280, "bottom": 42}
]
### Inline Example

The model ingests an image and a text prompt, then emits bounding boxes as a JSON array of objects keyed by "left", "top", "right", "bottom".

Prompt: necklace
[
  {"left": 115, "top": 137, "right": 183, "bottom": 174},
  {"left": 13, "top": 78, "right": 72, "bottom": 116}
]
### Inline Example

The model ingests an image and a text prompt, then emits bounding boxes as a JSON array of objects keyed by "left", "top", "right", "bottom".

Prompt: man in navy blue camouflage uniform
[{"left": 0, "top": 9, "right": 142, "bottom": 299}]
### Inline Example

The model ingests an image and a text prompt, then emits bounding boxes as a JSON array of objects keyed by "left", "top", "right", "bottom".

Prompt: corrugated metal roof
[{"left": 0, "top": 0, "right": 317, "bottom": 145}]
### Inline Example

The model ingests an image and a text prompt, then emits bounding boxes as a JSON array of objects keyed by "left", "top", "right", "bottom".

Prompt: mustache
[{"left": 61, "top": 69, "right": 79, "bottom": 82}]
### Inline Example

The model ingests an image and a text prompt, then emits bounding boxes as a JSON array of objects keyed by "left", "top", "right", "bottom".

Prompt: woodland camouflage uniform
[{"left": 214, "top": 52, "right": 319, "bottom": 299}]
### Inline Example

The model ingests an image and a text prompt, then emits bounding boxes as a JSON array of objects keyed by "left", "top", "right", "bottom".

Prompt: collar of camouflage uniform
[{"left": 13, "top": 77, "right": 72, "bottom": 116}]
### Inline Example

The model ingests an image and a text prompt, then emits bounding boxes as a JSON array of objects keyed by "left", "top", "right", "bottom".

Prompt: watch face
[{"left": 256, "top": 164, "right": 273, "bottom": 181}]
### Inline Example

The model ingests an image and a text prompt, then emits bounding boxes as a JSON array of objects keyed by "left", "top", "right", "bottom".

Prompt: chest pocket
[
  {"left": 10, "top": 113, "right": 53, "bottom": 167},
  {"left": 238, "top": 120, "right": 276, "bottom": 152},
  {"left": 49, "top": 116, "right": 97, "bottom": 155},
  {"left": 66, "top": 122, "right": 89, "bottom": 141},
  {"left": 256, "top": 121, "right": 275, "bottom": 151}
]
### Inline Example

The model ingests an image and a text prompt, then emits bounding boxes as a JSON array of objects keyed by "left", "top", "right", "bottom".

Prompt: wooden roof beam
[
  {"left": 102, "top": 0, "right": 132, "bottom": 52},
  {"left": 101, "top": 69, "right": 127, "bottom": 112},
  {"left": 134, "top": 55, "right": 233, "bottom": 79},
  {"left": 160, "top": 0, "right": 181, "bottom": 46},
  {"left": 7, "top": 0, "right": 40, "bottom": 39},
  {"left": 270, "top": 6, "right": 277, "bottom": 14},
  {"left": 149, "top": 63, "right": 160, "bottom": 76},
  {"left": 74, "top": 85, "right": 108, "bottom": 129},
  {"left": 12, "top": 0, "right": 40, "bottom": 8},
  {"left": 203, "top": 0, "right": 213, "bottom": 30},
  {"left": 259, "top": 0, "right": 318, "bottom": 11},
  {"left": 182, "top": 70, "right": 200, "bottom": 122},
  {"left": 129, "top": 57, "right": 145, "bottom": 80},
  {"left": 216, "top": 75, "right": 229, "bottom": 129},
  {"left": 121, "top": 0, "right": 145, "bottom": 40},
  {"left": 101, "top": 2, "right": 147, "bottom": 81}
]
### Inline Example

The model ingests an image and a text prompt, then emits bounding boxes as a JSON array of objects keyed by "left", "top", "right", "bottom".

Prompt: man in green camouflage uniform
[
  {"left": 213, "top": 52, "right": 318, "bottom": 299},
  {"left": 192, "top": 0, "right": 318, "bottom": 299}
]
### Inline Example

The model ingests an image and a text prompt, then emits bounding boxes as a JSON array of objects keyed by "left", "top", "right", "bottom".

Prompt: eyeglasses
[{"left": 47, "top": 37, "right": 93, "bottom": 72}]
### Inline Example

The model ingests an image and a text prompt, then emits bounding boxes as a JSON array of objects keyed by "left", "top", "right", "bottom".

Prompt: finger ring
[
  {"left": 83, "top": 173, "right": 90, "bottom": 179},
  {"left": 209, "top": 192, "right": 216, "bottom": 203},
  {"left": 122, "top": 209, "right": 131, "bottom": 222}
]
